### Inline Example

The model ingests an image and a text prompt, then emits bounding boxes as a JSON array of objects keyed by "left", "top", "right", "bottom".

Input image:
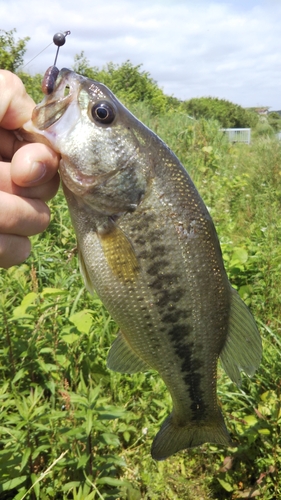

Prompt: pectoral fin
[
  {"left": 220, "top": 287, "right": 262, "bottom": 385},
  {"left": 98, "top": 225, "right": 140, "bottom": 283},
  {"left": 107, "top": 332, "right": 150, "bottom": 373}
]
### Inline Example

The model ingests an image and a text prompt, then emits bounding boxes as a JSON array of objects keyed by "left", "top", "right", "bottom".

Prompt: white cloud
[{"left": 1, "top": 0, "right": 281, "bottom": 108}]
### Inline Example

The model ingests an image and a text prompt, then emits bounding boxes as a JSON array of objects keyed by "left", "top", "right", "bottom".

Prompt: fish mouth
[
  {"left": 21, "top": 68, "right": 84, "bottom": 149},
  {"left": 31, "top": 68, "right": 81, "bottom": 130}
]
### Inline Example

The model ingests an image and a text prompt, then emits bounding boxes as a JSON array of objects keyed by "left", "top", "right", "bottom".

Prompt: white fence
[{"left": 220, "top": 128, "right": 251, "bottom": 144}]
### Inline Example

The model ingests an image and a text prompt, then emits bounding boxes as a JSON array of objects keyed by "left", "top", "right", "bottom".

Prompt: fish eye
[{"left": 90, "top": 102, "right": 116, "bottom": 125}]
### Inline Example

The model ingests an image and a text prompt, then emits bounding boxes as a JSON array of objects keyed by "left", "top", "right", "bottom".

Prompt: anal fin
[
  {"left": 220, "top": 287, "right": 262, "bottom": 385},
  {"left": 107, "top": 332, "right": 150, "bottom": 373}
]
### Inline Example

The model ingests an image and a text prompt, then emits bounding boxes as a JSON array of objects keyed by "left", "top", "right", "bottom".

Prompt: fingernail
[{"left": 27, "top": 161, "right": 47, "bottom": 184}]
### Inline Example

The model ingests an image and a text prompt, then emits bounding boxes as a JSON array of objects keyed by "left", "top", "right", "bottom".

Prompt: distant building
[
  {"left": 246, "top": 107, "right": 270, "bottom": 116},
  {"left": 254, "top": 107, "right": 270, "bottom": 116}
]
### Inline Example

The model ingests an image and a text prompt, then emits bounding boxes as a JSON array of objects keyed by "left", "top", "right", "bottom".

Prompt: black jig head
[{"left": 42, "top": 30, "right": 71, "bottom": 95}]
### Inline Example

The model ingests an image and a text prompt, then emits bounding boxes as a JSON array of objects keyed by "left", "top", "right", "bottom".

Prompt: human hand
[{"left": 0, "top": 70, "right": 60, "bottom": 269}]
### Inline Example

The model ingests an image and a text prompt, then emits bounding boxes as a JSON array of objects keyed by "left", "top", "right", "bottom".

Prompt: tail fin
[{"left": 151, "top": 412, "right": 232, "bottom": 461}]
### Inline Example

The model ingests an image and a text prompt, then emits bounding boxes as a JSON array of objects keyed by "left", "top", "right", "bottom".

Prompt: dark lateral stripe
[
  {"left": 146, "top": 260, "right": 170, "bottom": 276},
  {"left": 166, "top": 323, "right": 208, "bottom": 421},
  {"left": 127, "top": 210, "right": 209, "bottom": 420}
]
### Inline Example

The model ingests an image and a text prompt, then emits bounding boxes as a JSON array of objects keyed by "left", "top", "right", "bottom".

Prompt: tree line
[{"left": 0, "top": 28, "right": 262, "bottom": 128}]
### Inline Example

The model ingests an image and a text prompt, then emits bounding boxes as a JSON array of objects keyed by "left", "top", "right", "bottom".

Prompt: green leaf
[
  {"left": 12, "top": 292, "right": 38, "bottom": 318},
  {"left": 31, "top": 447, "right": 51, "bottom": 461},
  {"left": 55, "top": 354, "right": 71, "bottom": 368},
  {"left": 39, "top": 347, "right": 53, "bottom": 354},
  {"left": 61, "top": 333, "right": 79, "bottom": 344},
  {"left": 41, "top": 287, "right": 68, "bottom": 296},
  {"left": 61, "top": 481, "right": 81, "bottom": 492},
  {"left": 123, "top": 430, "right": 131, "bottom": 443},
  {"left": 261, "top": 390, "right": 277, "bottom": 403},
  {"left": 12, "top": 368, "right": 26, "bottom": 385},
  {"left": 45, "top": 379, "right": 56, "bottom": 395},
  {"left": 84, "top": 491, "right": 98, "bottom": 500},
  {"left": 37, "top": 361, "right": 59, "bottom": 373},
  {"left": 31, "top": 473, "right": 40, "bottom": 499},
  {"left": 13, "top": 489, "right": 28, "bottom": 500},
  {"left": 243, "top": 415, "right": 258, "bottom": 427},
  {"left": 89, "top": 385, "right": 101, "bottom": 403},
  {"left": 20, "top": 447, "right": 31, "bottom": 471},
  {"left": 69, "top": 310, "right": 93, "bottom": 334},
  {"left": 21, "top": 292, "right": 38, "bottom": 305},
  {"left": 258, "top": 428, "right": 271, "bottom": 435},
  {"left": 96, "top": 476, "right": 125, "bottom": 487},
  {"left": 101, "top": 432, "right": 120, "bottom": 447},
  {"left": 77, "top": 453, "right": 89, "bottom": 469},
  {"left": 238, "top": 285, "right": 252, "bottom": 301},
  {"left": 231, "top": 247, "right": 248, "bottom": 265},
  {"left": 97, "top": 406, "right": 126, "bottom": 420},
  {"left": 70, "top": 394, "right": 89, "bottom": 407},
  {"left": 0, "top": 475, "right": 27, "bottom": 492},
  {"left": 217, "top": 478, "right": 233, "bottom": 492}
]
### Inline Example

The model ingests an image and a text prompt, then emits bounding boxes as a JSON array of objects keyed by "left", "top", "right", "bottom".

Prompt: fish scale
[
  {"left": 23, "top": 67, "right": 262, "bottom": 461},
  {"left": 64, "top": 173, "right": 232, "bottom": 455}
]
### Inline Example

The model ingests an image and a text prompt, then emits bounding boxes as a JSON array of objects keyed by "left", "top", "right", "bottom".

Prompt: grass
[{"left": 0, "top": 113, "right": 281, "bottom": 499}]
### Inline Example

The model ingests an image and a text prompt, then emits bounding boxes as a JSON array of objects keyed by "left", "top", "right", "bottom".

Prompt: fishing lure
[{"left": 41, "top": 31, "right": 71, "bottom": 95}]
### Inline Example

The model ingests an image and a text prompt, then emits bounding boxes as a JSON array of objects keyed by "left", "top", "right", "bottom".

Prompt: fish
[{"left": 23, "top": 68, "right": 262, "bottom": 460}]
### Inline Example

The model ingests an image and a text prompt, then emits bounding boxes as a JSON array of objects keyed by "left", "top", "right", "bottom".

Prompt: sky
[{"left": 2, "top": 0, "right": 281, "bottom": 109}]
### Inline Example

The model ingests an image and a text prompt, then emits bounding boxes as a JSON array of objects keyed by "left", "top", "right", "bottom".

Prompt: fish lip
[{"left": 31, "top": 68, "right": 82, "bottom": 130}]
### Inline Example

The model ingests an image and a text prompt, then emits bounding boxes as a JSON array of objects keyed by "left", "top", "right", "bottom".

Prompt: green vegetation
[
  {"left": 268, "top": 112, "right": 281, "bottom": 132},
  {"left": 0, "top": 29, "right": 29, "bottom": 73},
  {"left": 73, "top": 53, "right": 168, "bottom": 115},
  {"left": 182, "top": 97, "right": 258, "bottom": 129},
  {"left": 1, "top": 29, "right": 281, "bottom": 500}
]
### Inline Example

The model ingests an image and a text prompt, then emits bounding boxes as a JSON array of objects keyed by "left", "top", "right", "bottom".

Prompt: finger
[
  {"left": 0, "top": 192, "right": 50, "bottom": 236},
  {"left": 11, "top": 142, "right": 60, "bottom": 187},
  {"left": 0, "top": 234, "right": 31, "bottom": 269},
  {"left": 0, "top": 70, "right": 35, "bottom": 129},
  {"left": 0, "top": 128, "right": 33, "bottom": 161},
  {"left": 0, "top": 163, "right": 60, "bottom": 202}
]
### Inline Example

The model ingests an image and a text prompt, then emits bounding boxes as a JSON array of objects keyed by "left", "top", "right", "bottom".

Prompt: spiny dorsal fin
[
  {"left": 220, "top": 287, "right": 262, "bottom": 386},
  {"left": 107, "top": 332, "right": 150, "bottom": 373},
  {"left": 98, "top": 225, "right": 140, "bottom": 283}
]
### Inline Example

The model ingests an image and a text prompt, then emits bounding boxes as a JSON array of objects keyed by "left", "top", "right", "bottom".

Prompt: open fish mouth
[
  {"left": 31, "top": 68, "right": 82, "bottom": 130},
  {"left": 21, "top": 68, "right": 84, "bottom": 151}
]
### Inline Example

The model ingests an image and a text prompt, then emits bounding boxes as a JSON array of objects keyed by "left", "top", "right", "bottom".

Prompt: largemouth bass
[{"left": 23, "top": 68, "right": 262, "bottom": 460}]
